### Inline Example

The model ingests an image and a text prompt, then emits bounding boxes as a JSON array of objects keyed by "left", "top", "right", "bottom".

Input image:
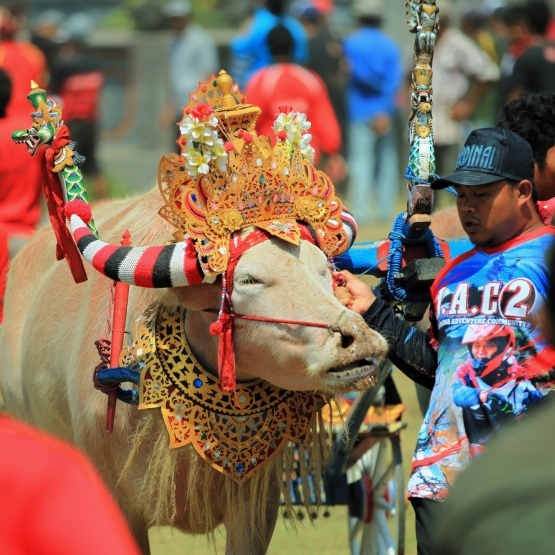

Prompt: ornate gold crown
[{"left": 158, "top": 70, "right": 347, "bottom": 275}]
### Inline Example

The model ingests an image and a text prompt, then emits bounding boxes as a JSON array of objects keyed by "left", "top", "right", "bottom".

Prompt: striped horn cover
[
  {"left": 70, "top": 215, "right": 203, "bottom": 288},
  {"left": 70, "top": 209, "right": 357, "bottom": 289}
]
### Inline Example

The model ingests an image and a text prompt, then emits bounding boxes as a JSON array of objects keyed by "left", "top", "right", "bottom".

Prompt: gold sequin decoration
[{"left": 120, "top": 303, "right": 322, "bottom": 485}]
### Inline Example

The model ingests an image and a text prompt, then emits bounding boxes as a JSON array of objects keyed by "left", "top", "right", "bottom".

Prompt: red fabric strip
[
  {"left": 42, "top": 125, "right": 87, "bottom": 283},
  {"left": 184, "top": 238, "right": 203, "bottom": 285},
  {"left": 299, "top": 224, "right": 316, "bottom": 245},
  {"left": 133, "top": 246, "right": 164, "bottom": 288}
]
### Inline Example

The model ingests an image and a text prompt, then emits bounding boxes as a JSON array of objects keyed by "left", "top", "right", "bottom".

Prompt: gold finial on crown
[
  {"left": 217, "top": 70, "right": 235, "bottom": 108},
  {"left": 30, "top": 80, "right": 39, "bottom": 90}
]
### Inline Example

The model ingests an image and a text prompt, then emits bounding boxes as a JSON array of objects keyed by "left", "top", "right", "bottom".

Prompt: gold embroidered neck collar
[{"left": 120, "top": 303, "right": 321, "bottom": 485}]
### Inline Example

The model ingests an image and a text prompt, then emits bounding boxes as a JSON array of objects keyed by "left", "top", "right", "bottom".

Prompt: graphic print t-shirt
[{"left": 407, "top": 227, "right": 555, "bottom": 500}]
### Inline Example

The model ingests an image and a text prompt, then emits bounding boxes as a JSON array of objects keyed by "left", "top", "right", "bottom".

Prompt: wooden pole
[{"left": 106, "top": 230, "right": 131, "bottom": 433}]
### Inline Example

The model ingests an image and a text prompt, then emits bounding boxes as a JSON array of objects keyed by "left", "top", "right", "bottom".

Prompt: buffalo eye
[{"left": 236, "top": 275, "right": 263, "bottom": 285}]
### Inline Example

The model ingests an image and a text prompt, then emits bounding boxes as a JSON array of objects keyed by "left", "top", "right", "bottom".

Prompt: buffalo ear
[{"left": 172, "top": 282, "right": 221, "bottom": 310}]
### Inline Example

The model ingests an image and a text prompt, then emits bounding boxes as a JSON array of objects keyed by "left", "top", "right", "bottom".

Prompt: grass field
[{"left": 149, "top": 221, "right": 425, "bottom": 555}]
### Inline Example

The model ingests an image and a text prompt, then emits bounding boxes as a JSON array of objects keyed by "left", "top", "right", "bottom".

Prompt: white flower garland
[
  {"left": 179, "top": 113, "right": 228, "bottom": 178},
  {"left": 272, "top": 111, "right": 316, "bottom": 162}
]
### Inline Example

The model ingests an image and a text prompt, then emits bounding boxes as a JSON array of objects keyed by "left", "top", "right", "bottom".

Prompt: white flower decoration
[
  {"left": 185, "top": 147, "right": 211, "bottom": 178},
  {"left": 273, "top": 110, "right": 315, "bottom": 162},
  {"left": 179, "top": 110, "right": 228, "bottom": 176},
  {"left": 208, "top": 137, "right": 229, "bottom": 172}
]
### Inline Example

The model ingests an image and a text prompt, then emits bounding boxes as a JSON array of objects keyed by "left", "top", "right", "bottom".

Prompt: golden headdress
[{"left": 158, "top": 70, "right": 348, "bottom": 276}]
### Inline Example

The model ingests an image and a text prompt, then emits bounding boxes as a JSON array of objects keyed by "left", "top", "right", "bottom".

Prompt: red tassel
[
  {"left": 217, "top": 315, "right": 236, "bottom": 392},
  {"left": 210, "top": 320, "right": 223, "bottom": 335}
]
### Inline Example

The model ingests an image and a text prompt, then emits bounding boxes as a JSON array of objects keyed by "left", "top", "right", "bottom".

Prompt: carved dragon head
[{"left": 12, "top": 80, "right": 62, "bottom": 156}]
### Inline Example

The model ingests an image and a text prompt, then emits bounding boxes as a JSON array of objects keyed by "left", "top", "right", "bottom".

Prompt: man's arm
[
  {"left": 364, "top": 298, "right": 437, "bottom": 389},
  {"left": 452, "top": 33, "right": 500, "bottom": 121}
]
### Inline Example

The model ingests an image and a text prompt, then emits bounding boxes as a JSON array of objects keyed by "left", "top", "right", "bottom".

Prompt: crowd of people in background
[
  {"left": 1, "top": 0, "right": 555, "bottom": 231},
  {"left": 228, "top": 0, "right": 555, "bottom": 222}
]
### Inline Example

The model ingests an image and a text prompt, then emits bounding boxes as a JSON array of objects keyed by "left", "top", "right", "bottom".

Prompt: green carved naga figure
[{"left": 12, "top": 80, "right": 99, "bottom": 237}]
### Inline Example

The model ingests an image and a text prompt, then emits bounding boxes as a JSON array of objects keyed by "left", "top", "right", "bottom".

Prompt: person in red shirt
[
  {"left": 245, "top": 23, "right": 345, "bottom": 182},
  {"left": 0, "top": 69, "right": 42, "bottom": 256},
  {"left": 0, "top": 414, "right": 141, "bottom": 555},
  {"left": 498, "top": 92, "right": 555, "bottom": 224},
  {"left": 0, "top": 4, "right": 47, "bottom": 117}
]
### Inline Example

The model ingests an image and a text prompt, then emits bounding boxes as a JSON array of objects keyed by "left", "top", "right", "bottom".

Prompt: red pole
[{"left": 106, "top": 230, "right": 131, "bottom": 433}]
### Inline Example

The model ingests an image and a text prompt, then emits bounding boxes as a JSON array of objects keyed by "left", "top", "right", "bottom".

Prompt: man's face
[
  {"left": 471, "top": 339, "right": 499, "bottom": 361},
  {"left": 454, "top": 181, "right": 523, "bottom": 247},
  {"left": 534, "top": 146, "right": 555, "bottom": 201}
]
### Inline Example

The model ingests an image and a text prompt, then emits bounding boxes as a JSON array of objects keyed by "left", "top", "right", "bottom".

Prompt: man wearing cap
[{"left": 335, "top": 127, "right": 555, "bottom": 555}]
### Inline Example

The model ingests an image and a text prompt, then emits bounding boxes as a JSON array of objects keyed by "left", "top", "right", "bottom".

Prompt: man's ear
[{"left": 517, "top": 179, "right": 534, "bottom": 202}]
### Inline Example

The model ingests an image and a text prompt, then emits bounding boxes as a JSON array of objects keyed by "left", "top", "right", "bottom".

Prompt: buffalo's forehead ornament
[{"left": 158, "top": 70, "right": 348, "bottom": 276}]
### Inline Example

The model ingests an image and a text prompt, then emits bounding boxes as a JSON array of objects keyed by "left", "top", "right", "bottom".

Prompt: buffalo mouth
[{"left": 324, "top": 358, "right": 378, "bottom": 383}]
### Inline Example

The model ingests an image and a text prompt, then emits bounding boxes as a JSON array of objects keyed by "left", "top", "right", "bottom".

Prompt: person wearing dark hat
[{"left": 334, "top": 127, "right": 555, "bottom": 555}]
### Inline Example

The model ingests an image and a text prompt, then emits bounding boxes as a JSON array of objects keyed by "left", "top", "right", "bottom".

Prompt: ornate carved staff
[
  {"left": 405, "top": 0, "right": 440, "bottom": 231},
  {"left": 13, "top": 83, "right": 131, "bottom": 432}
]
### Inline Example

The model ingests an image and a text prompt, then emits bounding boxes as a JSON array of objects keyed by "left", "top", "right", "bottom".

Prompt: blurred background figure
[
  {"left": 431, "top": 1, "right": 500, "bottom": 209},
  {"left": 297, "top": 0, "right": 348, "bottom": 193},
  {"left": 230, "top": 0, "right": 308, "bottom": 88},
  {"left": 343, "top": 0, "right": 402, "bottom": 224},
  {"left": 31, "top": 9, "right": 65, "bottom": 75},
  {"left": 498, "top": 92, "right": 555, "bottom": 221},
  {"left": 50, "top": 13, "right": 107, "bottom": 199},
  {"left": 0, "top": 69, "right": 42, "bottom": 258},
  {"left": 0, "top": 414, "right": 141, "bottom": 554},
  {"left": 245, "top": 23, "right": 344, "bottom": 181},
  {"left": 163, "top": 0, "right": 218, "bottom": 129},
  {"left": 498, "top": 2, "right": 555, "bottom": 107},
  {"left": 0, "top": 3, "right": 47, "bottom": 118}
]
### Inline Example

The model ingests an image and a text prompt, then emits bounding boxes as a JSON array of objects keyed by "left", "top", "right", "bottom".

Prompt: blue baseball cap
[{"left": 432, "top": 128, "right": 535, "bottom": 189}]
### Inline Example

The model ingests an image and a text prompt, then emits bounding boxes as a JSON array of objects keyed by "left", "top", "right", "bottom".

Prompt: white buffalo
[{"left": 0, "top": 186, "right": 388, "bottom": 554}]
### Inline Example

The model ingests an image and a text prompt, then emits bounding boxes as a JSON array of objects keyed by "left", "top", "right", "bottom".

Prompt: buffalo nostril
[{"left": 341, "top": 331, "right": 355, "bottom": 349}]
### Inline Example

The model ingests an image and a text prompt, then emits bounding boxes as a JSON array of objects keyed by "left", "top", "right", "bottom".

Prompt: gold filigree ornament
[
  {"left": 120, "top": 303, "right": 323, "bottom": 485},
  {"left": 158, "top": 69, "right": 348, "bottom": 276}
]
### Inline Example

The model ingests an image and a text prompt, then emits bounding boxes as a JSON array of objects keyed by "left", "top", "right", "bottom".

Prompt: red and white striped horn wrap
[
  {"left": 70, "top": 215, "right": 203, "bottom": 288},
  {"left": 69, "top": 207, "right": 357, "bottom": 288}
]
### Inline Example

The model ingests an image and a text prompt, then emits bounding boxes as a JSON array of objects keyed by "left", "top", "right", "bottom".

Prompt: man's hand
[{"left": 333, "top": 270, "right": 376, "bottom": 314}]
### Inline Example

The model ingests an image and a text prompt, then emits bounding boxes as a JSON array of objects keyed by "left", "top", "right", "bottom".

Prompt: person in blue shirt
[
  {"left": 343, "top": 0, "right": 402, "bottom": 224},
  {"left": 230, "top": 0, "right": 308, "bottom": 88}
]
